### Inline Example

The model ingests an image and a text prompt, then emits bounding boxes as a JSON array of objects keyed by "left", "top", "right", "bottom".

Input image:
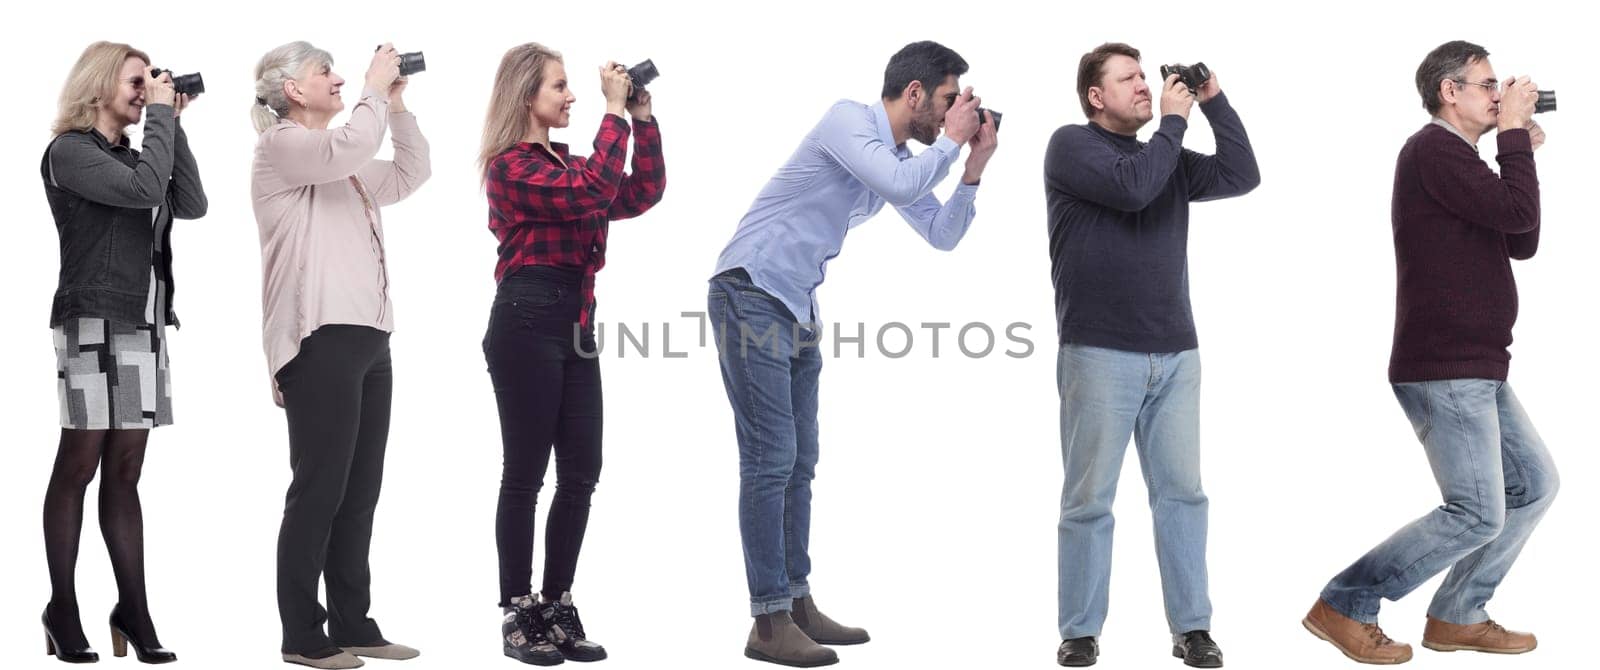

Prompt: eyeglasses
[{"left": 1452, "top": 79, "right": 1501, "bottom": 94}]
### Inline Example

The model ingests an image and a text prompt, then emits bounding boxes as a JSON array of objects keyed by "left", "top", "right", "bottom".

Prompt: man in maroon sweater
[{"left": 1302, "top": 41, "right": 1559, "bottom": 665}]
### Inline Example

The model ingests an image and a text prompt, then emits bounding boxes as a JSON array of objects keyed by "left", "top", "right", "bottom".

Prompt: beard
[{"left": 908, "top": 97, "right": 941, "bottom": 145}]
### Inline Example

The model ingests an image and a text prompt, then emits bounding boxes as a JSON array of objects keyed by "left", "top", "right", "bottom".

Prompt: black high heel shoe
[
  {"left": 42, "top": 606, "right": 98, "bottom": 664},
  {"left": 108, "top": 604, "right": 176, "bottom": 664}
]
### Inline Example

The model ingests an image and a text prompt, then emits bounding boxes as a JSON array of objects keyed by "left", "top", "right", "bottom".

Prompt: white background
[{"left": 1, "top": 1, "right": 1593, "bottom": 669}]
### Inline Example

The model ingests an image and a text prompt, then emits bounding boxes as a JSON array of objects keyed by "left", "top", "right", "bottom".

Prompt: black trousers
[
  {"left": 275, "top": 325, "right": 392, "bottom": 654},
  {"left": 485, "top": 266, "right": 603, "bottom": 607}
]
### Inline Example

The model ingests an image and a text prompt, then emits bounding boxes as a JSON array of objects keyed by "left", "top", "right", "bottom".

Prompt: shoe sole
[
  {"left": 504, "top": 648, "right": 566, "bottom": 666},
  {"left": 343, "top": 647, "right": 420, "bottom": 660},
  {"left": 558, "top": 647, "right": 609, "bottom": 662},
  {"left": 1421, "top": 640, "right": 1536, "bottom": 654},
  {"left": 1172, "top": 645, "right": 1223, "bottom": 667},
  {"left": 743, "top": 647, "right": 838, "bottom": 667},
  {"left": 1058, "top": 657, "right": 1097, "bottom": 667},
  {"left": 1301, "top": 617, "right": 1410, "bottom": 665},
  {"left": 808, "top": 636, "right": 869, "bottom": 646}
]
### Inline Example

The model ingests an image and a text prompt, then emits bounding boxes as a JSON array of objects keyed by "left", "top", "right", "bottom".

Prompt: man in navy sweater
[
  {"left": 1044, "top": 43, "right": 1259, "bottom": 668},
  {"left": 1303, "top": 40, "right": 1557, "bottom": 666}
]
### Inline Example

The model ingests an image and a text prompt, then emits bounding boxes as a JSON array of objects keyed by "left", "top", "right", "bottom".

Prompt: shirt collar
[
  {"left": 1430, "top": 117, "right": 1476, "bottom": 149},
  {"left": 870, "top": 101, "right": 909, "bottom": 158},
  {"left": 86, "top": 127, "right": 132, "bottom": 150}
]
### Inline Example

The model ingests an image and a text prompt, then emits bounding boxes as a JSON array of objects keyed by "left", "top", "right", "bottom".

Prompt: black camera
[
  {"left": 149, "top": 69, "right": 203, "bottom": 96},
  {"left": 1535, "top": 90, "right": 1556, "bottom": 114},
  {"left": 374, "top": 46, "right": 426, "bottom": 76},
  {"left": 399, "top": 52, "right": 426, "bottom": 76},
  {"left": 1159, "top": 62, "right": 1211, "bottom": 93},
  {"left": 626, "top": 59, "right": 659, "bottom": 103},
  {"left": 977, "top": 108, "right": 1002, "bottom": 132}
]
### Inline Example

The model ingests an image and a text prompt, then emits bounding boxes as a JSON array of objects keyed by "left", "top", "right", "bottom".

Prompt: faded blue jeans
[
  {"left": 1321, "top": 379, "right": 1559, "bottom": 624},
  {"left": 708, "top": 271, "right": 820, "bottom": 616},
  {"left": 1057, "top": 343, "right": 1211, "bottom": 639}
]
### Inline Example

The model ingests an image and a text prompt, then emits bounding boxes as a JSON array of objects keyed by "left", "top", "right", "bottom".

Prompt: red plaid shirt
[{"left": 487, "top": 114, "right": 665, "bottom": 327}]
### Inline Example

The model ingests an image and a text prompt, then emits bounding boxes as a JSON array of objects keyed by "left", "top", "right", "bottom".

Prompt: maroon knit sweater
[{"left": 1389, "top": 123, "right": 1540, "bottom": 383}]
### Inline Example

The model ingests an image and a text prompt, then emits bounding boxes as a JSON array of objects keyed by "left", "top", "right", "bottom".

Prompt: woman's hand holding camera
[
  {"left": 600, "top": 62, "right": 632, "bottom": 117},
  {"left": 367, "top": 43, "right": 402, "bottom": 95},
  {"left": 146, "top": 69, "right": 176, "bottom": 108}
]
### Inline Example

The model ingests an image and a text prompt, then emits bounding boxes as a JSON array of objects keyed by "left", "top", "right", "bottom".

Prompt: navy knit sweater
[{"left": 1044, "top": 93, "right": 1260, "bottom": 353}]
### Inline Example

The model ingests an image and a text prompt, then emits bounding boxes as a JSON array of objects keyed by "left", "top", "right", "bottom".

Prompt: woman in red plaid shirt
[{"left": 478, "top": 42, "right": 665, "bottom": 666}]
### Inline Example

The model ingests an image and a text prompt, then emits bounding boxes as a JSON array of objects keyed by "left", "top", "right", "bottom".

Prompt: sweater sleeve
[
  {"left": 1044, "top": 118, "right": 1186, "bottom": 212},
  {"left": 1417, "top": 128, "right": 1539, "bottom": 235},
  {"left": 47, "top": 104, "right": 176, "bottom": 208},
  {"left": 1181, "top": 92, "right": 1262, "bottom": 201}
]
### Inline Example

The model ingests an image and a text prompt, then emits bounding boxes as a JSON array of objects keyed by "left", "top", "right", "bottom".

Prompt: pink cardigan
[{"left": 251, "top": 89, "right": 431, "bottom": 405}]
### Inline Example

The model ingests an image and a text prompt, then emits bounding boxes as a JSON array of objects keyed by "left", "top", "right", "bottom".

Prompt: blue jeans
[
  {"left": 1321, "top": 379, "right": 1559, "bottom": 624},
  {"left": 708, "top": 271, "right": 821, "bottom": 616},
  {"left": 1057, "top": 343, "right": 1210, "bottom": 639}
]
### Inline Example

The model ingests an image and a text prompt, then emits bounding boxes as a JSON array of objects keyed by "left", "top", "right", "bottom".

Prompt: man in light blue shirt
[{"left": 708, "top": 40, "right": 998, "bottom": 667}]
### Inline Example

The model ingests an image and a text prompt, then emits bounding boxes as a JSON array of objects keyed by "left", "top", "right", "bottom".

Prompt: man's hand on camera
[
  {"left": 1160, "top": 74, "right": 1193, "bottom": 120},
  {"left": 1528, "top": 120, "right": 1546, "bottom": 150},
  {"left": 962, "top": 110, "right": 999, "bottom": 185},
  {"left": 942, "top": 86, "right": 981, "bottom": 145},
  {"left": 173, "top": 93, "right": 191, "bottom": 117},
  {"left": 1196, "top": 70, "right": 1221, "bottom": 104},
  {"left": 1497, "top": 75, "right": 1537, "bottom": 131}
]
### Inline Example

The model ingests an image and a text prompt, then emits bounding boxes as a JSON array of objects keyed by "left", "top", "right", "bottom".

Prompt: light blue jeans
[
  {"left": 1057, "top": 343, "right": 1211, "bottom": 639},
  {"left": 1321, "top": 379, "right": 1559, "bottom": 624}
]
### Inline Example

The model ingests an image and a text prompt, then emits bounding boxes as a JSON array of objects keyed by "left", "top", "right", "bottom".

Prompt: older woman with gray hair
[{"left": 250, "top": 40, "right": 430, "bottom": 670}]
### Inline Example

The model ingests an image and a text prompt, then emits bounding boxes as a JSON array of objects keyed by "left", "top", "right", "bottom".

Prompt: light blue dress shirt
[{"left": 714, "top": 99, "right": 979, "bottom": 324}]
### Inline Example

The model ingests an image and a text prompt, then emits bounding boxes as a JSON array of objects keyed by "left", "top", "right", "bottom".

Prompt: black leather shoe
[
  {"left": 42, "top": 605, "right": 98, "bottom": 664},
  {"left": 1057, "top": 636, "right": 1098, "bottom": 667},
  {"left": 109, "top": 604, "right": 176, "bottom": 664},
  {"left": 1173, "top": 630, "right": 1223, "bottom": 668}
]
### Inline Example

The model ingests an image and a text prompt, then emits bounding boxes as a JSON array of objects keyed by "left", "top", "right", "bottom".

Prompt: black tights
[{"left": 43, "top": 428, "right": 160, "bottom": 646}]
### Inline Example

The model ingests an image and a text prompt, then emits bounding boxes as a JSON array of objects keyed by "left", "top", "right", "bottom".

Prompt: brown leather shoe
[
  {"left": 1302, "top": 599, "right": 1412, "bottom": 665},
  {"left": 791, "top": 596, "right": 869, "bottom": 646},
  {"left": 745, "top": 611, "right": 838, "bottom": 667},
  {"left": 1421, "top": 617, "right": 1536, "bottom": 654}
]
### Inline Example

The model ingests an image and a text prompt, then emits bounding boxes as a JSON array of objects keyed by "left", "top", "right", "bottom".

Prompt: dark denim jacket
[{"left": 42, "top": 103, "right": 206, "bottom": 328}]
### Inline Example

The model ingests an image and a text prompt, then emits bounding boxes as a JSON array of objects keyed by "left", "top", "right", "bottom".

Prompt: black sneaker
[
  {"left": 538, "top": 592, "right": 607, "bottom": 662},
  {"left": 504, "top": 595, "right": 565, "bottom": 666},
  {"left": 1172, "top": 630, "right": 1223, "bottom": 668},
  {"left": 1058, "top": 636, "right": 1098, "bottom": 667}
]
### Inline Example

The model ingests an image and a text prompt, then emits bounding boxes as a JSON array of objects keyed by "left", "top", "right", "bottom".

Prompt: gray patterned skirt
[{"left": 54, "top": 317, "right": 172, "bottom": 430}]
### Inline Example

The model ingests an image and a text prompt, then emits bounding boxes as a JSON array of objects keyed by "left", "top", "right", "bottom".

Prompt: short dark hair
[
  {"left": 881, "top": 41, "right": 968, "bottom": 101},
  {"left": 1416, "top": 40, "right": 1490, "bottom": 115},
  {"left": 1077, "top": 42, "right": 1142, "bottom": 117}
]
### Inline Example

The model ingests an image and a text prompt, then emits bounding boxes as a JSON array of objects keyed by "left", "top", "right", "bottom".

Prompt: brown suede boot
[
  {"left": 1421, "top": 617, "right": 1536, "bottom": 654},
  {"left": 791, "top": 596, "right": 869, "bottom": 646},
  {"left": 1302, "top": 599, "right": 1412, "bottom": 665},
  {"left": 745, "top": 611, "right": 838, "bottom": 667}
]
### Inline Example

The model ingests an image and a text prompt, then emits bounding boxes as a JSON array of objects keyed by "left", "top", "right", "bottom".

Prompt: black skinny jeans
[
  {"left": 485, "top": 266, "right": 603, "bottom": 607},
  {"left": 275, "top": 325, "right": 392, "bottom": 654}
]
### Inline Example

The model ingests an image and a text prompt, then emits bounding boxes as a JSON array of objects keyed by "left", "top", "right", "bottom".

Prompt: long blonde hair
[
  {"left": 52, "top": 42, "right": 150, "bottom": 136},
  {"left": 251, "top": 41, "right": 333, "bottom": 134},
  {"left": 479, "top": 43, "right": 563, "bottom": 181}
]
